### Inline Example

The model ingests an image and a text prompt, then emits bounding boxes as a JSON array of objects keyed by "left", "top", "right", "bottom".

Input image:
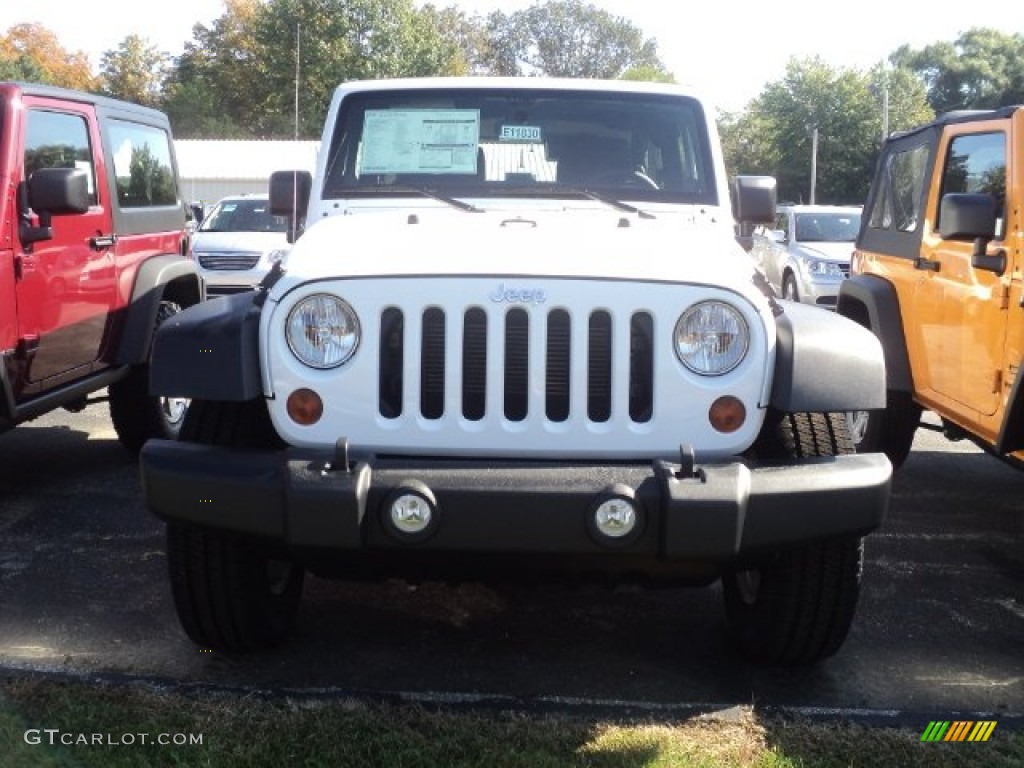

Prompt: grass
[{"left": 1, "top": 676, "right": 1020, "bottom": 767}]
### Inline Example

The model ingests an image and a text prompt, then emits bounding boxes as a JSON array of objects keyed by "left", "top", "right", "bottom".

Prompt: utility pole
[
  {"left": 881, "top": 72, "right": 889, "bottom": 143},
  {"left": 809, "top": 126, "right": 818, "bottom": 205}
]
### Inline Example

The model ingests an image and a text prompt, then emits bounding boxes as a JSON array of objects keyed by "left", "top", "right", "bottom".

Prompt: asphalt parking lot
[{"left": 0, "top": 400, "right": 1020, "bottom": 725}]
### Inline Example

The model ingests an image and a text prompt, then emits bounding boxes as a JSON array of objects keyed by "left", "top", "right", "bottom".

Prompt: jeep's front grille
[
  {"left": 377, "top": 307, "right": 654, "bottom": 424},
  {"left": 195, "top": 250, "right": 261, "bottom": 270}
]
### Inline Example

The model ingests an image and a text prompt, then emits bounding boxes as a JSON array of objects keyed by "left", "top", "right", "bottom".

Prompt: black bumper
[{"left": 140, "top": 441, "right": 891, "bottom": 564}]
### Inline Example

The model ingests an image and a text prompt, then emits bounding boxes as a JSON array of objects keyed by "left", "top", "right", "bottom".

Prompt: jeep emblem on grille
[{"left": 489, "top": 283, "right": 547, "bottom": 305}]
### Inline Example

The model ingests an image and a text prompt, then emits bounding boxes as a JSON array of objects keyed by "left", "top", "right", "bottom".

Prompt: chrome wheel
[
  {"left": 845, "top": 410, "right": 869, "bottom": 447},
  {"left": 161, "top": 396, "right": 189, "bottom": 431}
]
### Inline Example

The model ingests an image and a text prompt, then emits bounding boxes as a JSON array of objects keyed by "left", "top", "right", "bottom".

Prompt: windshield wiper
[
  {"left": 352, "top": 185, "right": 484, "bottom": 213},
  {"left": 500, "top": 184, "right": 656, "bottom": 220}
]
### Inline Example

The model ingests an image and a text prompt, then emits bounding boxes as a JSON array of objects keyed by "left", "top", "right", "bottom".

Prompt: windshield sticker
[
  {"left": 500, "top": 125, "right": 542, "bottom": 142},
  {"left": 360, "top": 109, "right": 480, "bottom": 175}
]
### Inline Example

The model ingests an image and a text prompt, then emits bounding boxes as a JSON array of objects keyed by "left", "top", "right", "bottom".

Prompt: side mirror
[
  {"left": 732, "top": 175, "right": 777, "bottom": 224},
  {"left": 270, "top": 170, "right": 312, "bottom": 244},
  {"left": 939, "top": 193, "right": 1005, "bottom": 275},
  {"left": 20, "top": 167, "right": 90, "bottom": 246}
]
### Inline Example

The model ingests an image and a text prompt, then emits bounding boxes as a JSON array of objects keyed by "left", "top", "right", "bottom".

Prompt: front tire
[
  {"left": 847, "top": 389, "right": 921, "bottom": 470},
  {"left": 782, "top": 273, "right": 800, "bottom": 302},
  {"left": 109, "top": 300, "right": 189, "bottom": 453},
  {"left": 723, "top": 411, "right": 865, "bottom": 665},
  {"left": 166, "top": 399, "right": 302, "bottom": 652}
]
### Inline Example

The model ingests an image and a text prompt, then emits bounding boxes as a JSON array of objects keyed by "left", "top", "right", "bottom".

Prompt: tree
[
  {"left": 485, "top": 0, "right": 668, "bottom": 79},
  {"left": 890, "top": 28, "right": 1024, "bottom": 112},
  {"left": 0, "top": 53, "right": 47, "bottom": 83},
  {"left": 165, "top": 0, "right": 467, "bottom": 139},
  {"left": 164, "top": 0, "right": 264, "bottom": 138},
  {"left": 720, "top": 57, "right": 931, "bottom": 205},
  {"left": 0, "top": 23, "right": 96, "bottom": 90},
  {"left": 100, "top": 35, "right": 169, "bottom": 108}
]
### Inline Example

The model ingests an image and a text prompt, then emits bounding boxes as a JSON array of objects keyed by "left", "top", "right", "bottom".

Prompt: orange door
[{"left": 911, "top": 122, "right": 1010, "bottom": 419}]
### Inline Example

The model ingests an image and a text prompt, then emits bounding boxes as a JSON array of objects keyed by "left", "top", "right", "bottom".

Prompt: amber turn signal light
[
  {"left": 286, "top": 388, "right": 324, "bottom": 425},
  {"left": 709, "top": 396, "right": 745, "bottom": 433}
]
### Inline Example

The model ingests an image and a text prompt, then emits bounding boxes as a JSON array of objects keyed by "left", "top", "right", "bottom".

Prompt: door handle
[
  {"left": 914, "top": 256, "right": 941, "bottom": 272},
  {"left": 90, "top": 234, "right": 117, "bottom": 250}
]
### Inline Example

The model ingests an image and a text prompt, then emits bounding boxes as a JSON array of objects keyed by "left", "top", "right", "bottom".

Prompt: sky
[{"left": 3, "top": 0, "right": 1021, "bottom": 111}]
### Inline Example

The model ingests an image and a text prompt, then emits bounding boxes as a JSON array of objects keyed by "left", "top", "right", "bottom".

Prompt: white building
[{"left": 175, "top": 140, "right": 319, "bottom": 209}]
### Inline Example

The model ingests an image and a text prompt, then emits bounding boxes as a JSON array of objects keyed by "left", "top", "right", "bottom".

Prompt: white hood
[{"left": 275, "top": 207, "right": 763, "bottom": 302}]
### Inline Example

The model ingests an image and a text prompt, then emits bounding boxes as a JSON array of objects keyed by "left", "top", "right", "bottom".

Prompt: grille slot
[
  {"left": 462, "top": 308, "right": 488, "bottom": 421},
  {"left": 504, "top": 308, "right": 529, "bottom": 421},
  {"left": 545, "top": 309, "right": 571, "bottom": 421},
  {"left": 629, "top": 312, "right": 654, "bottom": 423},
  {"left": 420, "top": 308, "right": 446, "bottom": 419},
  {"left": 587, "top": 311, "right": 613, "bottom": 422},
  {"left": 378, "top": 308, "right": 404, "bottom": 418}
]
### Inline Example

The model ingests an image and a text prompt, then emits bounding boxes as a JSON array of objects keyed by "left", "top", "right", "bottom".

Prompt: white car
[
  {"left": 189, "top": 194, "right": 290, "bottom": 295},
  {"left": 142, "top": 77, "right": 890, "bottom": 665},
  {"left": 752, "top": 205, "right": 862, "bottom": 308}
]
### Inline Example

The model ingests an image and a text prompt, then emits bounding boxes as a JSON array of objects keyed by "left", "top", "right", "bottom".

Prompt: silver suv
[
  {"left": 189, "top": 194, "right": 290, "bottom": 295},
  {"left": 752, "top": 204, "right": 861, "bottom": 308}
]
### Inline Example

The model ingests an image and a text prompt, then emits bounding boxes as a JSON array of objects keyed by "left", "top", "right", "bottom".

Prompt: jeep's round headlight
[
  {"left": 674, "top": 301, "right": 749, "bottom": 375},
  {"left": 286, "top": 294, "right": 360, "bottom": 369}
]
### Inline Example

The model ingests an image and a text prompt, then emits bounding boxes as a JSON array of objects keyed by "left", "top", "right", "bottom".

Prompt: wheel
[
  {"left": 166, "top": 399, "right": 302, "bottom": 652},
  {"left": 723, "top": 411, "right": 864, "bottom": 665},
  {"left": 846, "top": 389, "right": 921, "bottom": 470},
  {"left": 782, "top": 273, "right": 800, "bottom": 302},
  {"left": 109, "top": 300, "right": 190, "bottom": 453}
]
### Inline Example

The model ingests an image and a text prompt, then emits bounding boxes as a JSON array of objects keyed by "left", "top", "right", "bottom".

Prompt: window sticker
[
  {"left": 360, "top": 109, "right": 480, "bottom": 175},
  {"left": 500, "top": 125, "right": 542, "bottom": 142}
]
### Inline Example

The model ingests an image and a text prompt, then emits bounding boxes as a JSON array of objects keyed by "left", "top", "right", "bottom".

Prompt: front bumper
[
  {"left": 141, "top": 440, "right": 891, "bottom": 568},
  {"left": 797, "top": 273, "right": 844, "bottom": 308}
]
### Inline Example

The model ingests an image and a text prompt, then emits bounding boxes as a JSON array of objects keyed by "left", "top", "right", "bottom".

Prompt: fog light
[
  {"left": 709, "top": 395, "right": 746, "bottom": 433},
  {"left": 588, "top": 484, "right": 643, "bottom": 547},
  {"left": 381, "top": 482, "right": 438, "bottom": 543},
  {"left": 287, "top": 388, "right": 323, "bottom": 425}
]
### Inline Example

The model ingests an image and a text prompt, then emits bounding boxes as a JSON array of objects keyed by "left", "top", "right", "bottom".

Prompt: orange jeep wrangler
[{"left": 839, "top": 105, "right": 1022, "bottom": 469}]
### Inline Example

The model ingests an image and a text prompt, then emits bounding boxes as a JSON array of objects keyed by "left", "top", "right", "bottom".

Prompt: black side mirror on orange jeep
[
  {"left": 19, "top": 167, "right": 90, "bottom": 246},
  {"left": 939, "top": 193, "right": 1006, "bottom": 275}
]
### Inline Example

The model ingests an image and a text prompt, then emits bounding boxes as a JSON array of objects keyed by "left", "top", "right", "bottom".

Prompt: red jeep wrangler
[{"left": 0, "top": 82, "right": 202, "bottom": 451}]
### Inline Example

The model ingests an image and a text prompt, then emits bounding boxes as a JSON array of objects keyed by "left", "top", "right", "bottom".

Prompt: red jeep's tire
[
  {"left": 723, "top": 411, "right": 865, "bottom": 665},
  {"left": 109, "top": 300, "right": 189, "bottom": 453},
  {"left": 166, "top": 399, "right": 301, "bottom": 652}
]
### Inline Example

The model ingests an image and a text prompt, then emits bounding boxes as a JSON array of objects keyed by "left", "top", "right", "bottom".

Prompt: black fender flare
[
  {"left": 996, "top": 358, "right": 1024, "bottom": 455},
  {"left": 836, "top": 274, "right": 913, "bottom": 392},
  {"left": 770, "top": 301, "right": 886, "bottom": 413},
  {"left": 114, "top": 254, "right": 204, "bottom": 366},
  {"left": 149, "top": 291, "right": 264, "bottom": 401}
]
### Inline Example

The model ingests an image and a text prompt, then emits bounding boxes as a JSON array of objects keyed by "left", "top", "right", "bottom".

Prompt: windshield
[
  {"left": 323, "top": 88, "right": 718, "bottom": 205},
  {"left": 199, "top": 198, "right": 288, "bottom": 233},
  {"left": 794, "top": 212, "right": 861, "bottom": 242}
]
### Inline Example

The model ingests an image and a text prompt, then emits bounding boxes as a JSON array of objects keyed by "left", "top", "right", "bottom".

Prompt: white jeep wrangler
[{"left": 141, "top": 78, "right": 891, "bottom": 665}]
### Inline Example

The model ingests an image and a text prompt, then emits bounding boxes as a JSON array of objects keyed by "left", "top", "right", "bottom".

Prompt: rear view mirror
[
  {"left": 732, "top": 176, "right": 777, "bottom": 224},
  {"left": 270, "top": 170, "right": 312, "bottom": 243},
  {"left": 20, "top": 167, "right": 90, "bottom": 245}
]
